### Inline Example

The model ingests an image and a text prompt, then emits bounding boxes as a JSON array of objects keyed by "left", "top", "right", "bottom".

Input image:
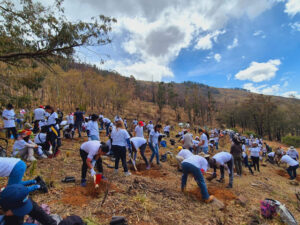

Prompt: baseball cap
[
  {"left": 0, "top": 184, "right": 33, "bottom": 217},
  {"left": 114, "top": 116, "right": 122, "bottom": 122},
  {"left": 138, "top": 121, "right": 144, "bottom": 126}
]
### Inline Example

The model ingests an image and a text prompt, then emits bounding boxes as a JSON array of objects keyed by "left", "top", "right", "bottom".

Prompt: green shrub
[
  {"left": 231, "top": 127, "right": 238, "bottom": 133},
  {"left": 245, "top": 131, "right": 257, "bottom": 137},
  {"left": 282, "top": 136, "right": 300, "bottom": 148}
]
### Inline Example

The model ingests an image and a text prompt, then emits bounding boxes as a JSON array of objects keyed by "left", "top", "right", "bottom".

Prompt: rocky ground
[{"left": 0, "top": 130, "right": 300, "bottom": 225}]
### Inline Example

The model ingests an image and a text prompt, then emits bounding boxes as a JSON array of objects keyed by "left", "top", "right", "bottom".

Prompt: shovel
[{"left": 94, "top": 174, "right": 102, "bottom": 188}]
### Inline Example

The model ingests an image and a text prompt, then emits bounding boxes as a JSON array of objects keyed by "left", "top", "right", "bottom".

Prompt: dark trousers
[
  {"left": 243, "top": 155, "right": 254, "bottom": 174},
  {"left": 6, "top": 127, "right": 17, "bottom": 139},
  {"left": 3, "top": 200, "right": 56, "bottom": 225},
  {"left": 139, "top": 143, "right": 149, "bottom": 166},
  {"left": 164, "top": 131, "right": 170, "bottom": 138},
  {"left": 113, "top": 145, "right": 128, "bottom": 172},
  {"left": 33, "top": 120, "right": 40, "bottom": 133},
  {"left": 214, "top": 157, "right": 234, "bottom": 186},
  {"left": 287, "top": 165, "right": 299, "bottom": 179},
  {"left": 105, "top": 123, "right": 111, "bottom": 136},
  {"left": 75, "top": 121, "right": 83, "bottom": 137},
  {"left": 80, "top": 149, "right": 103, "bottom": 181},
  {"left": 47, "top": 128, "right": 58, "bottom": 154},
  {"left": 233, "top": 155, "right": 243, "bottom": 176},
  {"left": 251, "top": 156, "right": 260, "bottom": 172}
]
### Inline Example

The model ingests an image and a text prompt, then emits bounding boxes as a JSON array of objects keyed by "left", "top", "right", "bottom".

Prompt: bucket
[
  {"left": 160, "top": 140, "right": 167, "bottom": 148},
  {"left": 94, "top": 174, "right": 102, "bottom": 188}
]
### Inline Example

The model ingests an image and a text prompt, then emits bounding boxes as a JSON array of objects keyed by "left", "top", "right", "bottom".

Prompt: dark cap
[
  {"left": 0, "top": 184, "right": 33, "bottom": 217},
  {"left": 58, "top": 215, "right": 85, "bottom": 225}
]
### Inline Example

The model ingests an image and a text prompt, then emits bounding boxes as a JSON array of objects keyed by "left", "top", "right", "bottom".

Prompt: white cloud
[
  {"left": 243, "top": 83, "right": 280, "bottom": 95},
  {"left": 214, "top": 53, "right": 222, "bottom": 62},
  {"left": 227, "top": 38, "right": 238, "bottom": 49},
  {"left": 253, "top": 30, "right": 267, "bottom": 38},
  {"left": 285, "top": 0, "right": 300, "bottom": 16},
  {"left": 227, "top": 74, "right": 232, "bottom": 80},
  {"left": 289, "top": 22, "right": 300, "bottom": 31},
  {"left": 283, "top": 80, "right": 289, "bottom": 87},
  {"left": 235, "top": 59, "right": 281, "bottom": 82},
  {"left": 282, "top": 91, "right": 300, "bottom": 99},
  {"left": 195, "top": 30, "right": 226, "bottom": 50},
  {"left": 42, "top": 0, "right": 283, "bottom": 81}
]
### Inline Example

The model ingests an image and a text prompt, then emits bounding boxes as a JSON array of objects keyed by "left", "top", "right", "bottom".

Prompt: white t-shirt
[
  {"left": 177, "top": 149, "right": 193, "bottom": 159},
  {"left": 149, "top": 129, "right": 160, "bottom": 145},
  {"left": 164, "top": 125, "right": 171, "bottom": 132},
  {"left": 200, "top": 133, "right": 208, "bottom": 148},
  {"left": 135, "top": 126, "right": 144, "bottom": 138},
  {"left": 47, "top": 112, "right": 58, "bottom": 126},
  {"left": 34, "top": 133, "right": 47, "bottom": 144},
  {"left": 103, "top": 118, "right": 111, "bottom": 124},
  {"left": 242, "top": 152, "right": 247, "bottom": 158},
  {"left": 87, "top": 121, "right": 99, "bottom": 139},
  {"left": 132, "top": 120, "right": 138, "bottom": 126},
  {"left": 242, "top": 144, "right": 246, "bottom": 152},
  {"left": 12, "top": 140, "right": 34, "bottom": 156},
  {"left": 0, "top": 157, "right": 21, "bottom": 177},
  {"left": 111, "top": 128, "right": 130, "bottom": 147},
  {"left": 280, "top": 155, "right": 299, "bottom": 166},
  {"left": 249, "top": 147, "right": 261, "bottom": 157},
  {"left": 2, "top": 109, "right": 15, "bottom": 128},
  {"left": 130, "top": 137, "right": 147, "bottom": 149},
  {"left": 99, "top": 115, "right": 104, "bottom": 119},
  {"left": 67, "top": 115, "right": 74, "bottom": 124},
  {"left": 81, "top": 141, "right": 101, "bottom": 160},
  {"left": 213, "top": 152, "right": 232, "bottom": 166},
  {"left": 214, "top": 136, "right": 219, "bottom": 143},
  {"left": 182, "top": 155, "right": 208, "bottom": 172},
  {"left": 34, "top": 108, "right": 45, "bottom": 121},
  {"left": 147, "top": 124, "right": 154, "bottom": 131},
  {"left": 193, "top": 140, "right": 200, "bottom": 147},
  {"left": 287, "top": 149, "right": 299, "bottom": 159},
  {"left": 268, "top": 152, "right": 275, "bottom": 157}
]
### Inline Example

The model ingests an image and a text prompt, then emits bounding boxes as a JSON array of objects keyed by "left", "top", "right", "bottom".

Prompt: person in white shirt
[
  {"left": 163, "top": 124, "right": 171, "bottom": 138},
  {"left": 13, "top": 130, "right": 47, "bottom": 161},
  {"left": 176, "top": 147, "right": 194, "bottom": 170},
  {"left": 63, "top": 124, "right": 75, "bottom": 140},
  {"left": 130, "top": 137, "right": 149, "bottom": 169},
  {"left": 249, "top": 143, "right": 261, "bottom": 172},
  {"left": 134, "top": 121, "right": 144, "bottom": 138},
  {"left": 111, "top": 119, "right": 131, "bottom": 176},
  {"left": 146, "top": 121, "right": 154, "bottom": 136},
  {"left": 214, "top": 132, "right": 219, "bottom": 150},
  {"left": 67, "top": 112, "right": 74, "bottom": 125},
  {"left": 280, "top": 155, "right": 299, "bottom": 180},
  {"left": 44, "top": 105, "right": 60, "bottom": 157},
  {"left": 209, "top": 152, "right": 234, "bottom": 188},
  {"left": 198, "top": 129, "right": 209, "bottom": 154},
  {"left": 0, "top": 157, "right": 48, "bottom": 193},
  {"left": 34, "top": 126, "right": 52, "bottom": 156},
  {"left": 193, "top": 137, "right": 201, "bottom": 154},
  {"left": 287, "top": 146, "right": 299, "bottom": 161},
  {"left": 87, "top": 114, "right": 100, "bottom": 141},
  {"left": 33, "top": 106, "right": 46, "bottom": 133},
  {"left": 99, "top": 113, "right": 104, "bottom": 130},
  {"left": 2, "top": 103, "right": 17, "bottom": 139},
  {"left": 267, "top": 151, "right": 275, "bottom": 164},
  {"left": 181, "top": 155, "right": 214, "bottom": 202},
  {"left": 149, "top": 124, "right": 162, "bottom": 166},
  {"left": 79, "top": 141, "right": 109, "bottom": 186},
  {"left": 102, "top": 117, "right": 111, "bottom": 136}
]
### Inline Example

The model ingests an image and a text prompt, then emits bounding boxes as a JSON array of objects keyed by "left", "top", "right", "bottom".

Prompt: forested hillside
[{"left": 1, "top": 61, "right": 300, "bottom": 141}]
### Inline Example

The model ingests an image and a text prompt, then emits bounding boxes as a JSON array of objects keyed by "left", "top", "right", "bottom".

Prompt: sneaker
[
  {"left": 39, "top": 154, "right": 47, "bottom": 159},
  {"left": 226, "top": 184, "right": 233, "bottom": 189},
  {"left": 35, "top": 176, "right": 48, "bottom": 193},
  {"left": 114, "top": 169, "right": 118, "bottom": 174},
  {"left": 146, "top": 165, "right": 151, "bottom": 170},
  {"left": 27, "top": 156, "right": 37, "bottom": 162},
  {"left": 81, "top": 180, "right": 86, "bottom": 187},
  {"left": 216, "top": 178, "right": 225, "bottom": 183},
  {"left": 124, "top": 172, "right": 131, "bottom": 176}
]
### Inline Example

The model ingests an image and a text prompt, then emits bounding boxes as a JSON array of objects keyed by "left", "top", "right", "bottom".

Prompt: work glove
[{"left": 90, "top": 168, "right": 96, "bottom": 177}]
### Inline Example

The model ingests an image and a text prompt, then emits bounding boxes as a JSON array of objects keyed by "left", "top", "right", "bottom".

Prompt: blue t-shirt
[{"left": 74, "top": 111, "right": 84, "bottom": 122}]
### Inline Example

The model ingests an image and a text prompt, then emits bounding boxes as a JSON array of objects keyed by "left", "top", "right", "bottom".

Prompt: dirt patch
[
  {"left": 130, "top": 164, "right": 167, "bottom": 178},
  {"left": 276, "top": 169, "right": 300, "bottom": 182},
  {"left": 61, "top": 180, "right": 119, "bottom": 206},
  {"left": 188, "top": 186, "right": 237, "bottom": 203}
]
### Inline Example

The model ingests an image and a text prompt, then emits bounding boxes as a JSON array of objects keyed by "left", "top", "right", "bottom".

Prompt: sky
[{"left": 42, "top": 0, "right": 300, "bottom": 98}]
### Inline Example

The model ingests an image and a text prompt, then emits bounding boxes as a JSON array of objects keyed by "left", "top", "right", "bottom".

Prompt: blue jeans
[
  {"left": 181, "top": 162, "right": 210, "bottom": 200},
  {"left": 215, "top": 142, "right": 219, "bottom": 150},
  {"left": 202, "top": 146, "right": 208, "bottom": 154},
  {"left": 149, "top": 143, "right": 160, "bottom": 165},
  {"left": 90, "top": 135, "right": 99, "bottom": 141},
  {"left": 8, "top": 161, "right": 39, "bottom": 192},
  {"left": 287, "top": 165, "right": 299, "bottom": 179},
  {"left": 105, "top": 123, "right": 111, "bottom": 136}
]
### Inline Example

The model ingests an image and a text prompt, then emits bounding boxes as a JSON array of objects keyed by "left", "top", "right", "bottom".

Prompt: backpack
[{"left": 260, "top": 199, "right": 277, "bottom": 219}]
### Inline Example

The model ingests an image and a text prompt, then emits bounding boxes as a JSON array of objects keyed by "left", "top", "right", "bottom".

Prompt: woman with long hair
[
  {"left": 149, "top": 124, "right": 162, "bottom": 166},
  {"left": 111, "top": 118, "right": 131, "bottom": 176}
]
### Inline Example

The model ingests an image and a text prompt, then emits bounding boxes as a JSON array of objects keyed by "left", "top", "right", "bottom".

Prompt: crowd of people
[{"left": 0, "top": 103, "right": 299, "bottom": 224}]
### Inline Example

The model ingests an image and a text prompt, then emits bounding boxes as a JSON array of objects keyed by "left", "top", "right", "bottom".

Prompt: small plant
[{"left": 29, "top": 160, "right": 37, "bottom": 177}]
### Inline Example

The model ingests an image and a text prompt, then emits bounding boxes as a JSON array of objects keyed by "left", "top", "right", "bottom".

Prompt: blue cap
[{"left": 0, "top": 184, "right": 33, "bottom": 217}]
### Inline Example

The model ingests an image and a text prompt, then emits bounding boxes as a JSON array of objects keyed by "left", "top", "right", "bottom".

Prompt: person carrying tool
[
  {"left": 181, "top": 155, "right": 214, "bottom": 203},
  {"left": 79, "top": 140, "right": 109, "bottom": 187},
  {"left": 209, "top": 151, "right": 234, "bottom": 188},
  {"left": 130, "top": 137, "right": 150, "bottom": 169},
  {"left": 279, "top": 154, "right": 299, "bottom": 180}
]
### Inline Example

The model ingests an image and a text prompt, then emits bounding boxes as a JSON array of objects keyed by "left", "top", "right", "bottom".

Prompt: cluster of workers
[{"left": 0, "top": 103, "right": 299, "bottom": 224}]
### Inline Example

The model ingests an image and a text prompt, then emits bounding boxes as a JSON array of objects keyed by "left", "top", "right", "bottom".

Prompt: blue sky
[{"left": 54, "top": 0, "right": 300, "bottom": 98}]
